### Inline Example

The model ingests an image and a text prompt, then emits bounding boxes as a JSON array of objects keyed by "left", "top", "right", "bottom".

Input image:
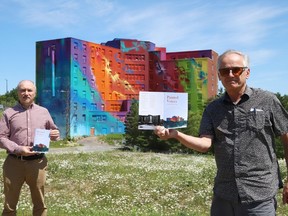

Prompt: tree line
[
  {"left": 0, "top": 88, "right": 18, "bottom": 112},
  {"left": 124, "top": 90, "right": 288, "bottom": 158},
  {"left": 1, "top": 88, "right": 288, "bottom": 158}
]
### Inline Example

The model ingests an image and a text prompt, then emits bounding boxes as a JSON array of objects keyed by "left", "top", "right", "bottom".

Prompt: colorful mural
[
  {"left": 148, "top": 51, "right": 212, "bottom": 113},
  {"left": 36, "top": 37, "right": 218, "bottom": 138}
]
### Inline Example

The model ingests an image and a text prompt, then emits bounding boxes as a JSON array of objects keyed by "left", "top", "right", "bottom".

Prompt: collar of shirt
[
  {"left": 222, "top": 86, "right": 252, "bottom": 105},
  {"left": 16, "top": 102, "right": 35, "bottom": 110}
]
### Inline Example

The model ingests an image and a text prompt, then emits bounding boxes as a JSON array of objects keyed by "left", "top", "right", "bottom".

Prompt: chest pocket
[{"left": 246, "top": 110, "right": 268, "bottom": 131}]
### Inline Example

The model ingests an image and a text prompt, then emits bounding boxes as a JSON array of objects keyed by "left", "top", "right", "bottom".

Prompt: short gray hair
[
  {"left": 217, "top": 50, "right": 250, "bottom": 71},
  {"left": 17, "top": 80, "right": 36, "bottom": 92}
]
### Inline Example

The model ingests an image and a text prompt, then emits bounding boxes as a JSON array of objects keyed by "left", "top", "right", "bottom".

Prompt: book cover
[
  {"left": 32, "top": 129, "right": 50, "bottom": 153},
  {"left": 138, "top": 91, "right": 188, "bottom": 130}
]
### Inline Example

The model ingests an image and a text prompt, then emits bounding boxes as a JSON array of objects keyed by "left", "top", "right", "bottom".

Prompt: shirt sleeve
[
  {"left": 44, "top": 109, "right": 58, "bottom": 130},
  {"left": 0, "top": 112, "right": 22, "bottom": 153}
]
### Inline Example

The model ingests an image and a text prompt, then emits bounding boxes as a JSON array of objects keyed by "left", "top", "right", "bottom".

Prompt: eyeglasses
[{"left": 218, "top": 67, "right": 248, "bottom": 77}]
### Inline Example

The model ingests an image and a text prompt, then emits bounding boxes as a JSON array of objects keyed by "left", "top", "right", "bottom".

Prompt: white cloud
[
  {"left": 4, "top": 0, "right": 115, "bottom": 29},
  {"left": 3, "top": 0, "right": 287, "bottom": 49},
  {"left": 100, "top": 1, "right": 288, "bottom": 53}
]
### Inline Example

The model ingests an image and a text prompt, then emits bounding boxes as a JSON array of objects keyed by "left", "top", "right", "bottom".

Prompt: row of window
[
  {"left": 73, "top": 101, "right": 127, "bottom": 112},
  {"left": 73, "top": 41, "right": 121, "bottom": 58},
  {"left": 124, "top": 74, "right": 145, "bottom": 81},
  {"left": 72, "top": 89, "right": 96, "bottom": 99},
  {"left": 110, "top": 104, "right": 121, "bottom": 111},
  {"left": 73, "top": 54, "right": 122, "bottom": 72},
  {"left": 73, "top": 102, "right": 105, "bottom": 111},
  {"left": 125, "top": 54, "right": 145, "bottom": 61},
  {"left": 72, "top": 114, "right": 107, "bottom": 122},
  {"left": 125, "top": 64, "right": 145, "bottom": 71},
  {"left": 73, "top": 77, "right": 96, "bottom": 86}
]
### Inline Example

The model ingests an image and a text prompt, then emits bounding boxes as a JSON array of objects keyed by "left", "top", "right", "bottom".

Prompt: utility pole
[{"left": 5, "top": 79, "right": 8, "bottom": 93}]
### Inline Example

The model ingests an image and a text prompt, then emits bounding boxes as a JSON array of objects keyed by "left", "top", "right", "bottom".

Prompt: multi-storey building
[{"left": 36, "top": 37, "right": 218, "bottom": 138}]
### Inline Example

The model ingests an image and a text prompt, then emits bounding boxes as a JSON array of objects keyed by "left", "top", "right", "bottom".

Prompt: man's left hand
[{"left": 50, "top": 129, "right": 60, "bottom": 141}]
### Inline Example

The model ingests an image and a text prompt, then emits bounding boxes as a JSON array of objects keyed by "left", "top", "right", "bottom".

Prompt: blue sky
[{"left": 0, "top": 0, "right": 288, "bottom": 95}]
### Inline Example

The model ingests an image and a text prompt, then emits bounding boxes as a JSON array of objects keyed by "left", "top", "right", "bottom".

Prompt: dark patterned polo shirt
[{"left": 199, "top": 86, "right": 288, "bottom": 204}]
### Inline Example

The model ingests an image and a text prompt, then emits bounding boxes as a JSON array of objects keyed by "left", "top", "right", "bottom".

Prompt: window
[
  {"left": 74, "top": 53, "right": 78, "bottom": 60},
  {"left": 82, "top": 103, "right": 86, "bottom": 110},
  {"left": 73, "top": 42, "right": 78, "bottom": 49},
  {"left": 91, "top": 103, "right": 97, "bottom": 111},
  {"left": 91, "top": 77, "right": 95, "bottom": 86},
  {"left": 73, "top": 65, "right": 78, "bottom": 76},
  {"left": 92, "top": 115, "right": 104, "bottom": 122},
  {"left": 73, "top": 102, "right": 77, "bottom": 110},
  {"left": 92, "top": 115, "right": 97, "bottom": 121},
  {"left": 83, "top": 44, "right": 87, "bottom": 52},
  {"left": 91, "top": 46, "right": 95, "bottom": 55}
]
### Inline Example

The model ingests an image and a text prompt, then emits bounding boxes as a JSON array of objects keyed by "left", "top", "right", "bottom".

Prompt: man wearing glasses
[{"left": 154, "top": 50, "right": 288, "bottom": 215}]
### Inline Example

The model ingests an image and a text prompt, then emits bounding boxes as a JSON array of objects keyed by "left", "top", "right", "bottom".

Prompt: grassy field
[{"left": 0, "top": 150, "right": 288, "bottom": 215}]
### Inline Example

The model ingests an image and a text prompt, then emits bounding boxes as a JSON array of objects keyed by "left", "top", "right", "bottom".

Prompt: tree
[
  {"left": 274, "top": 92, "right": 288, "bottom": 159},
  {"left": 0, "top": 88, "right": 17, "bottom": 109},
  {"left": 124, "top": 89, "right": 288, "bottom": 156},
  {"left": 124, "top": 99, "right": 207, "bottom": 153},
  {"left": 124, "top": 99, "right": 179, "bottom": 152},
  {"left": 124, "top": 99, "right": 148, "bottom": 150}
]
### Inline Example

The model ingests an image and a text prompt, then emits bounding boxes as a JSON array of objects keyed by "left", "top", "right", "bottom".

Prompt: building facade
[{"left": 36, "top": 37, "right": 218, "bottom": 138}]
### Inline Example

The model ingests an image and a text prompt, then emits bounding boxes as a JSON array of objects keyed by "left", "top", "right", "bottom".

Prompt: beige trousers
[{"left": 2, "top": 155, "right": 48, "bottom": 216}]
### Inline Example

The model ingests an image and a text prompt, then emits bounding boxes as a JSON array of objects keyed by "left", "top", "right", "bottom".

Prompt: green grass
[
  {"left": 97, "top": 134, "right": 124, "bottom": 145},
  {"left": 50, "top": 139, "right": 81, "bottom": 148},
  {"left": 0, "top": 150, "right": 287, "bottom": 215}
]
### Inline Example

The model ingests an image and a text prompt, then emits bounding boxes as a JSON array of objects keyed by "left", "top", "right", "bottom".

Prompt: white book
[
  {"left": 138, "top": 91, "right": 188, "bottom": 130},
  {"left": 33, "top": 129, "right": 50, "bottom": 153}
]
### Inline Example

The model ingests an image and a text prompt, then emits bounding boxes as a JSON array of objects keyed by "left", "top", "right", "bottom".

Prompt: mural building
[{"left": 36, "top": 37, "right": 218, "bottom": 138}]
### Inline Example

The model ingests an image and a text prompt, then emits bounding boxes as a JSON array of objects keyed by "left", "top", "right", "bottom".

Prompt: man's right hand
[
  {"left": 16, "top": 146, "right": 37, "bottom": 156},
  {"left": 154, "top": 126, "right": 177, "bottom": 140}
]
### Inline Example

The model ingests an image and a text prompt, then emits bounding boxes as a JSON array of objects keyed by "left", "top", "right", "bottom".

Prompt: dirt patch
[{"left": 49, "top": 136, "right": 119, "bottom": 154}]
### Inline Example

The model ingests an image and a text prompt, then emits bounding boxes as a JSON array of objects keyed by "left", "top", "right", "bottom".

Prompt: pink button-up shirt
[{"left": 0, "top": 103, "right": 58, "bottom": 153}]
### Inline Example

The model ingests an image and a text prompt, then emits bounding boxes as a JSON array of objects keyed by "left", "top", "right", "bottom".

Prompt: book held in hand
[
  {"left": 138, "top": 91, "right": 188, "bottom": 130},
  {"left": 32, "top": 129, "right": 50, "bottom": 153}
]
